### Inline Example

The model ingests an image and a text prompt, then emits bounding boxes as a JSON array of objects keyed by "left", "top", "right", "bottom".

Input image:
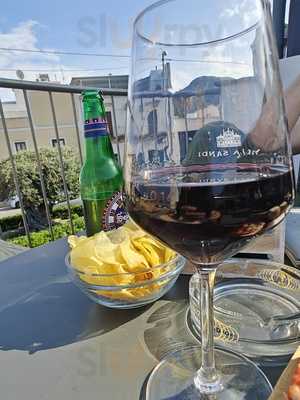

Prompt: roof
[{"left": 70, "top": 75, "right": 129, "bottom": 90}]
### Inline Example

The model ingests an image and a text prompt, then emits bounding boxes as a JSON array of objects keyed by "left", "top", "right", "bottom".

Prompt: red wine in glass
[{"left": 128, "top": 164, "right": 293, "bottom": 264}]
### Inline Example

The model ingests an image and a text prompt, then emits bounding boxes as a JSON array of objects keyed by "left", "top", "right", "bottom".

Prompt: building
[
  {"left": 70, "top": 75, "right": 128, "bottom": 90},
  {"left": 0, "top": 75, "right": 128, "bottom": 163},
  {"left": 0, "top": 90, "right": 83, "bottom": 161},
  {"left": 129, "top": 71, "right": 223, "bottom": 166},
  {"left": 0, "top": 69, "right": 262, "bottom": 166}
]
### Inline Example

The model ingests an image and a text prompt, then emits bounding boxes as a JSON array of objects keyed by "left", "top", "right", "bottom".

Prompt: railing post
[
  {"left": 71, "top": 93, "right": 84, "bottom": 166},
  {"left": 110, "top": 95, "right": 122, "bottom": 164},
  {"left": 0, "top": 99, "right": 32, "bottom": 247},
  {"left": 152, "top": 96, "right": 158, "bottom": 151},
  {"left": 48, "top": 92, "right": 75, "bottom": 235},
  {"left": 184, "top": 97, "right": 189, "bottom": 157},
  {"left": 23, "top": 89, "right": 54, "bottom": 241},
  {"left": 167, "top": 95, "right": 174, "bottom": 155},
  {"left": 107, "top": 75, "right": 122, "bottom": 164}
]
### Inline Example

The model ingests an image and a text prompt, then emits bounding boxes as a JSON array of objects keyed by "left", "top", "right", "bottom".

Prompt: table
[{"left": 0, "top": 238, "right": 288, "bottom": 400}]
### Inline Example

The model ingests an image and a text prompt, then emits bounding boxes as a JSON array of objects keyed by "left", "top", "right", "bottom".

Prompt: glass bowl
[
  {"left": 65, "top": 253, "right": 185, "bottom": 309},
  {"left": 188, "top": 258, "right": 300, "bottom": 365}
]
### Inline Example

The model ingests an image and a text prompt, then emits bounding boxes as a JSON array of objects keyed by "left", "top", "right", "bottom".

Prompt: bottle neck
[
  {"left": 83, "top": 115, "right": 115, "bottom": 162},
  {"left": 83, "top": 93, "right": 106, "bottom": 121},
  {"left": 85, "top": 134, "right": 114, "bottom": 163}
]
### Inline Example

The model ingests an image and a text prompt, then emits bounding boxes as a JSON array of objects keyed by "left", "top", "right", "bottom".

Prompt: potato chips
[{"left": 68, "top": 221, "right": 177, "bottom": 300}]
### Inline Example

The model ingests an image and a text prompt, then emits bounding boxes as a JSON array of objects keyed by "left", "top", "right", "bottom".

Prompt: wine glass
[{"left": 125, "top": 0, "right": 295, "bottom": 398}]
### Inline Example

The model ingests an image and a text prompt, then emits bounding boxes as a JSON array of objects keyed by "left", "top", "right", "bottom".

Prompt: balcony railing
[{"left": 0, "top": 78, "right": 128, "bottom": 247}]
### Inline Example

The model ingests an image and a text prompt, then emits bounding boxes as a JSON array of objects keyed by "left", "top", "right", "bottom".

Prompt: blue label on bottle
[{"left": 84, "top": 119, "right": 109, "bottom": 138}]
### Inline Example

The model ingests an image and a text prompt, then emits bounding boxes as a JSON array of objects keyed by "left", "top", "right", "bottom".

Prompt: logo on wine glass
[{"left": 216, "top": 128, "right": 242, "bottom": 148}]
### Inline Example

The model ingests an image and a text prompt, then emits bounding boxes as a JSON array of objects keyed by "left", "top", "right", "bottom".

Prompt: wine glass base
[{"left": 146, "top": 345, "right": 272, "bottom": 400}]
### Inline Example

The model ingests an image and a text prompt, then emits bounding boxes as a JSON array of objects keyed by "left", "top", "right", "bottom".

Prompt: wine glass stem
[{"left": 194, "top": 266, "right": 223, "bottom": 394}]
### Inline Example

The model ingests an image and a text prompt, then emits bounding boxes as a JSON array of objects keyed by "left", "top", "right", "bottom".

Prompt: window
[
  {"left": 148, "top": 110, "right": 158, "bottom": 136},
  {"left": 106, "top": 111, "right": 114, "bottom": 136},
  {"left": 52, "top": 138, "right": 65, "bottom": 147},
  {"left": 148, "top": 149, "right": 164, "bottom": 164},
  {"left": 15, "top": 142, "right": 26, "bottom": 152},
  {"left": 178, "top": 130, "right": 197, "bottom": 161}
]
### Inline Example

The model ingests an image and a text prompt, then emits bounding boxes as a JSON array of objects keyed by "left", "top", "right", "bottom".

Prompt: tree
[{"left": 0, "top": 147, "right": 80, "bottom": 229}]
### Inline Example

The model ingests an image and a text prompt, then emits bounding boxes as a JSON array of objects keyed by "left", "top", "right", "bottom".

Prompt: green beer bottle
[{"left": 80, "top": 90, "right": 128, "bottom": 236}]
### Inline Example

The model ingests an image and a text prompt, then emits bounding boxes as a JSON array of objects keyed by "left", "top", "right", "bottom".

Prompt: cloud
[
  {"left": 220, "top": 0, "right": 260, "bottom": 30},
  {"left": 0, "top": 20, "right": 60, "bottom": 82},
  {"left": 0, "top": 20, "right": 130, "bottom": 101},
  {"left": 221, "top": 3, "right": 241, "bottom": 18},
  {"left": 0, "top": 20, "right": 64, "bottom": 100}
]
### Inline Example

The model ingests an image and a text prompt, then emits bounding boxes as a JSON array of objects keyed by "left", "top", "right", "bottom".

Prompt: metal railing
[{"left": 0, "top": 77, "right": 128, "bottom": 247}]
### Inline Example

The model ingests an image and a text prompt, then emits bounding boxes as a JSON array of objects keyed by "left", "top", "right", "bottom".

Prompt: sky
[
  {"left": 0, "top": 0, "right": 290, "bottom": 100},
  {"left": 0, "top": 0, "right": 155, "bottom": 85}
]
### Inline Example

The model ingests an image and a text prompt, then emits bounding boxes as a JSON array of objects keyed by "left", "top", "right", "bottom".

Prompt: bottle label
[
  {"left": 84, "top": 117, "right": 109, "bottom": 138},
  {"left": 102, "top": 191, "right": 128, "bottom": 231}
]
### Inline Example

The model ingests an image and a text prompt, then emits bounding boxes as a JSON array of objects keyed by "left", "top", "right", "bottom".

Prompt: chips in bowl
[{"left": 67, "top": 221, "right": 185, "bottom": 307}]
